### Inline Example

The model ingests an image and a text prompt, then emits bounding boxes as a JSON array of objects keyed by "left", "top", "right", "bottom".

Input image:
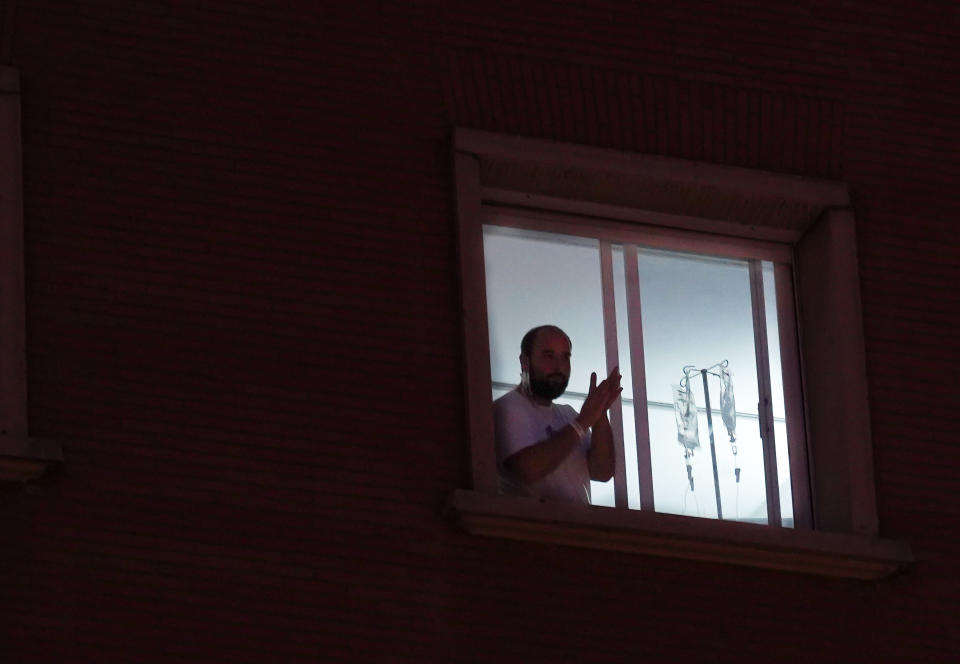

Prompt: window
[
  {"left": 0, "top": 66, "right": 62, "bottom": 481},
  {"left": 448, "top": 128, "right": 912, "bottom": 578},
  {"left": 485, "top": 221, "right": 803, "bottom": 527}
]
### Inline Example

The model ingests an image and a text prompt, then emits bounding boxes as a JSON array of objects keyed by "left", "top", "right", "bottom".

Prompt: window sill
[
  {"left": 0, "top": 435, "right": 63, "bottom": 482},
  {"left": 445, "top": 490, "right": 913, "bottom": 580}
]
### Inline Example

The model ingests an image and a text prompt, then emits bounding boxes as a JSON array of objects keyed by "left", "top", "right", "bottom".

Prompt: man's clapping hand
[{"left": 576, "top": 367, "right": 623, "bottom": 429}]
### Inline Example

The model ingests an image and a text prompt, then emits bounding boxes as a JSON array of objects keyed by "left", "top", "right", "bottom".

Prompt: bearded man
[{"left": 494, "top": 325, "right": 622, "bottom": 504}]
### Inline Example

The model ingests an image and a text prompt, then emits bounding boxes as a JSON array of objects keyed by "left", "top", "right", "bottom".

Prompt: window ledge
[
  {"left": 446, "top": 490, "right": 913, "bottom": 580},
  {"left": 0, "top": 435, "right": 63, "bottom": 483}
]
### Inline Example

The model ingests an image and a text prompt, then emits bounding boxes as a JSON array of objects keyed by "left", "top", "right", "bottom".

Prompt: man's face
[{"left": 523, "top": 328, "right": 571, "bottom": 401}]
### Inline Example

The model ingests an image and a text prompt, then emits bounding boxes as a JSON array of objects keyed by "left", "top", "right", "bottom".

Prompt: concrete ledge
[{"left": 446, "top": 490, "right": 913, "bottom": 580}]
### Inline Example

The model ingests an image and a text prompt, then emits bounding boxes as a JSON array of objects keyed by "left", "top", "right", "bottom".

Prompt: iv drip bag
[
  {"left": 720, "top": 365, "right": 736, "bottom": 443},
  {"left": 672, "top": 383, "right": 700, "bottom": 451}
]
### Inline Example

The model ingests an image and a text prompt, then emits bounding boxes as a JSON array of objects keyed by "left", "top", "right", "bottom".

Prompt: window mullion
[
  {"left": 623, "top": 244, "right": 655, "bottom": 511},
  {"left": 749, "top": 260, "right": 782, "bottom": 526},
  {"left": 599, "top": 240, "right": 628, "bottom": 508}
]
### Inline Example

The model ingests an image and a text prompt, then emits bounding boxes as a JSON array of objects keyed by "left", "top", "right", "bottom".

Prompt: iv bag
[
  {"left": 720, "top": 365, "right": 736, "bottom": 443},
  {"left": 672, "top": 383, "right": 700, "bottom": 451}
]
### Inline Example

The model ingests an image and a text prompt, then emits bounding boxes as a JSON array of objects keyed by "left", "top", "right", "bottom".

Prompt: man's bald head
[
  {"left": 520, "top": 325, "right": 571, "bottom": 359},
  {"left": 519, "top": 325, "right": 572, "bottom": 402}
]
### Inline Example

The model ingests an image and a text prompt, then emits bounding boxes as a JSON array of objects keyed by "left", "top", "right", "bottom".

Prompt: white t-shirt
[{"left": 493, "top": 389, "right": 591, "bottom": 504}]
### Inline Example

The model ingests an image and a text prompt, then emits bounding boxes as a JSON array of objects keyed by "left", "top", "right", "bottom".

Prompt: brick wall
[{"left": 1, "top": 0, "right": 958, "bottom": 661}]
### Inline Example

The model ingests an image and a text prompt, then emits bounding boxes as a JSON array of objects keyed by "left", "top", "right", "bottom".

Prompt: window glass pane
[
  {"left": 483, "top": 225, "right": 606, "bottom": 394},
  {"left": 634, "top": 248, "right": 768, "bottom": 523},
  {"left": 763, "top": 261, "right": 794, "bottom": 526},
  {"left": 774, "top": 421, "right": 793, "bottom": 527},
  {"left": 484, "top": 225, "right": 796, "bottom": 522},
  {"left": 483, "top": 225, "right": 612, "bottom": 506},
  {"left": 492, "top": 385, "right": 511, "bottom": 401}
]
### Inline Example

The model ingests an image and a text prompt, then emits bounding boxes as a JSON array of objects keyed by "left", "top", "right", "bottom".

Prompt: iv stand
[
  {"left": 698, "top": 368, "right": 723, "bottom": 520},
  {"left": 680, "top": 361, "right": 734, "bottom": 521}
]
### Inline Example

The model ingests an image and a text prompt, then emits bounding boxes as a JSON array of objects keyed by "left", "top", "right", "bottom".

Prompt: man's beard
[{"left": 528, "top": 370, "right": 569, "bottom": 401}]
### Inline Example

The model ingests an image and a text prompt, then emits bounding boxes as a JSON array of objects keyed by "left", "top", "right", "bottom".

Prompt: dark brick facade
[{"left": 2, "top": 1, "right": 958, "bottom": 661}]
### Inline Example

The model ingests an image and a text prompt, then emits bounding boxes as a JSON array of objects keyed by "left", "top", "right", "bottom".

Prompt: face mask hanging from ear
[{"left": 520, "top": 369, "right": 532, "bottom": 397}]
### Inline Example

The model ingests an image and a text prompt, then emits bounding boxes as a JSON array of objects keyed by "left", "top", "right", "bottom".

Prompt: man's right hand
[{"left": 577, "top": 367, "right": 623, "bottom": 428}]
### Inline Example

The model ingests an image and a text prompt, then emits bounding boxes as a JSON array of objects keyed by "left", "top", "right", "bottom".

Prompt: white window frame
[
  {"left": 0, "top": 66, "right": 62, "bottom": 481},
  {"left": 482, "top": 206, "right": 804, "bottom": 526},
  {"left": 447, "top": 128, "right": 912, "bottom": 579}
]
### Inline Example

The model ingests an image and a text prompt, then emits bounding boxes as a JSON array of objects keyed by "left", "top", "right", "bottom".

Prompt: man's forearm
[
  {"left": 587, "top": 415, "right": 616, "bottom": 481},
  {"left": 503, "top": 424, "right": 583, "bottom": 484}
]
